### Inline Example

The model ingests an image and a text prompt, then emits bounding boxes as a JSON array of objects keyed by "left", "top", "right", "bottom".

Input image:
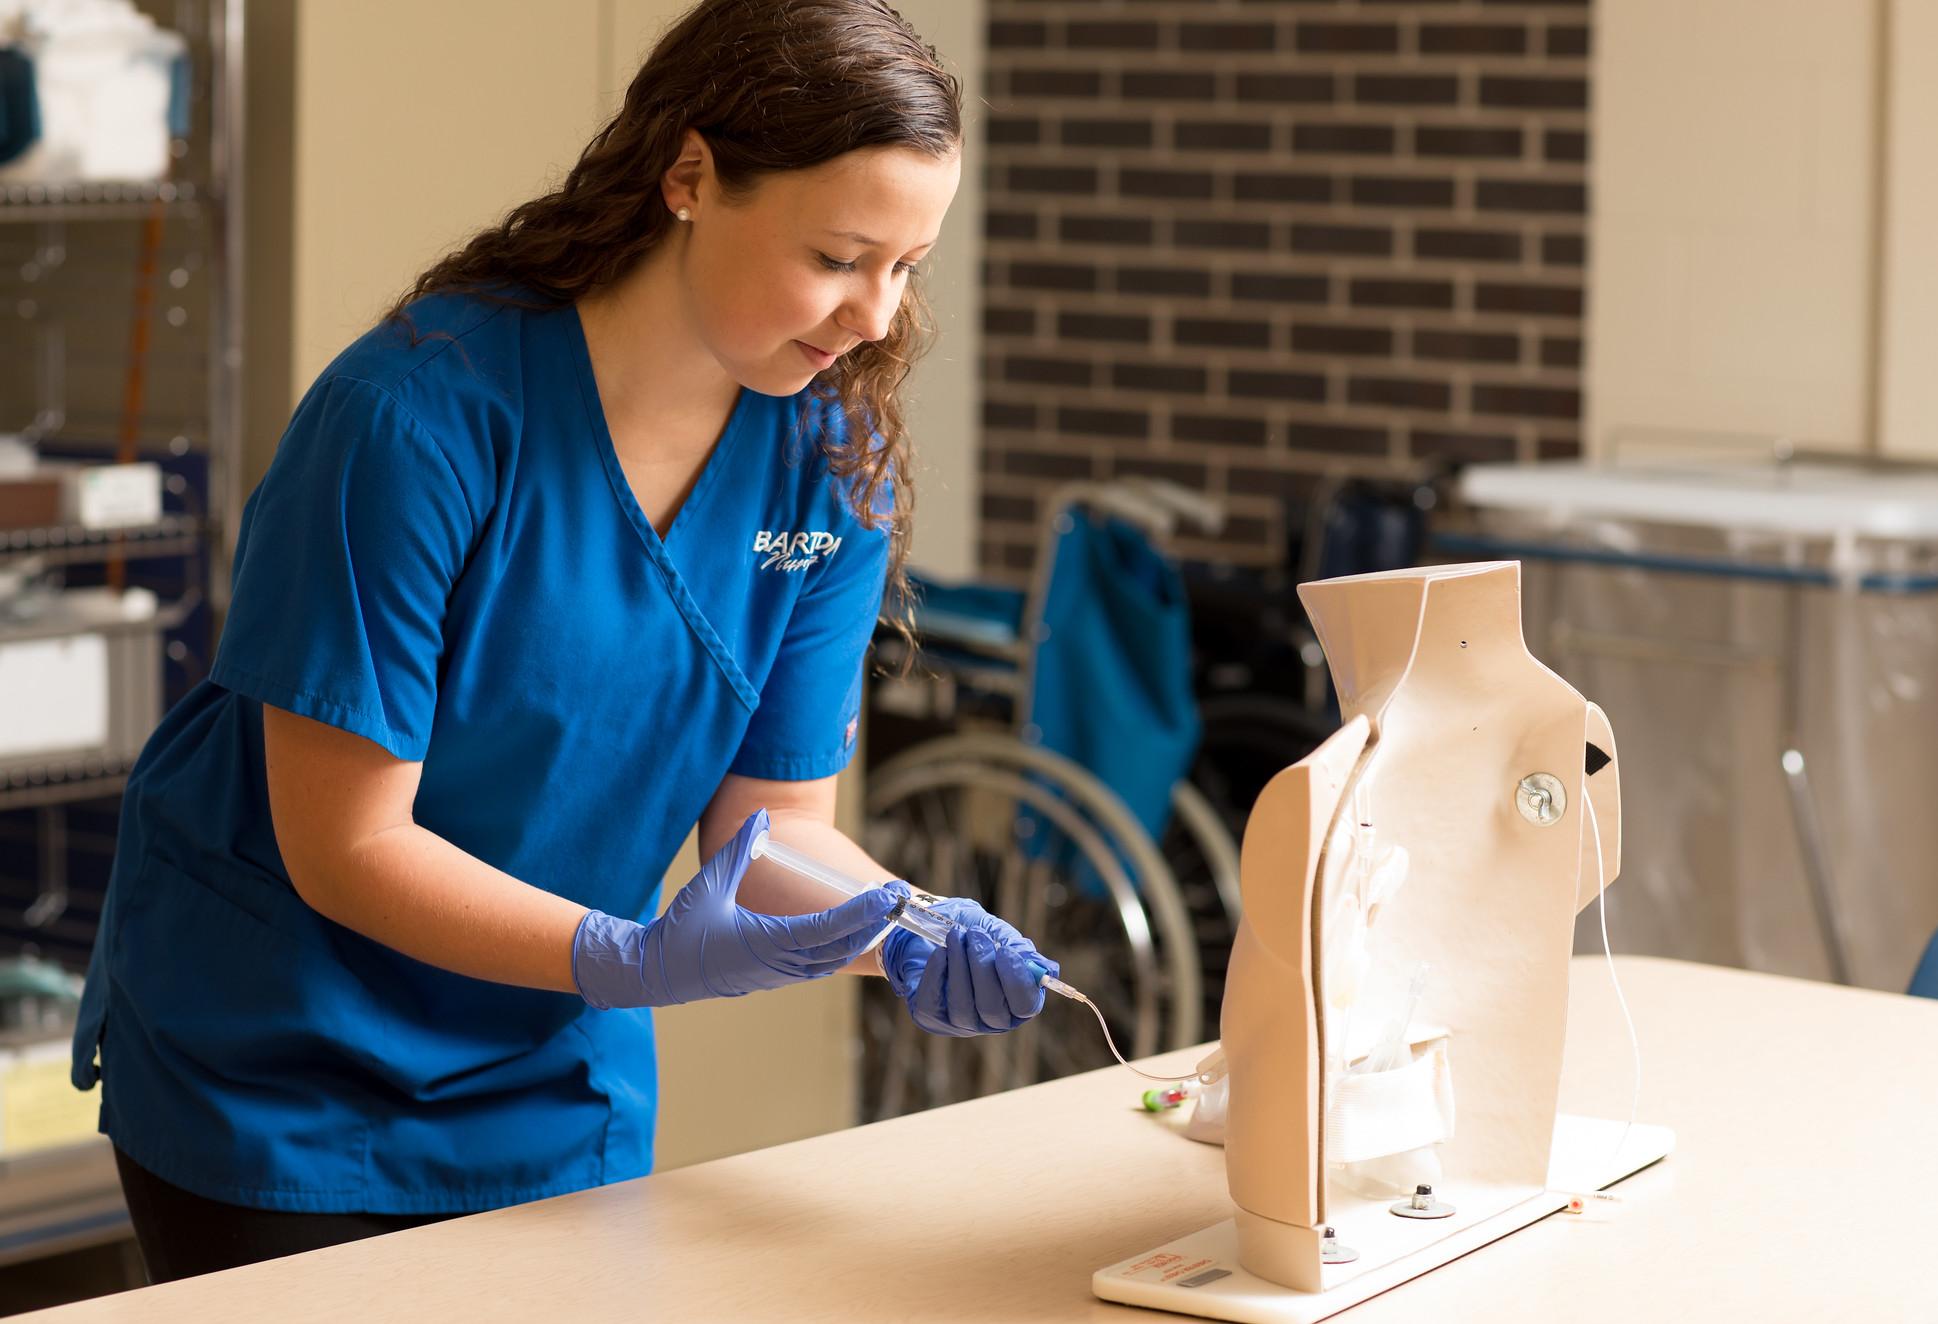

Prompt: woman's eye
[{"left": 818, "top": 253, "right": 920, "bottom": 277}]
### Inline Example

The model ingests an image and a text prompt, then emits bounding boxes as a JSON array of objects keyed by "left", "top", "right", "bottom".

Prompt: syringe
[{"left": 748, "top": 826, "right": 1203, "bottom": 1086}]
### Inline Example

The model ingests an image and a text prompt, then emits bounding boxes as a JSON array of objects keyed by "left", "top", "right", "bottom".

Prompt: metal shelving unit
[
  {"left": 0, "top": 0, "right": 244, "bottom": 1274},
  {"left": 1, "top": 0, "right": 242, "bottom": 819}
]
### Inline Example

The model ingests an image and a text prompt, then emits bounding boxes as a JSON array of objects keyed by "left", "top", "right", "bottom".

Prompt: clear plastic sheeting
[{"left": 1454, "top": 498, "right": 1938, "bottom": 994}]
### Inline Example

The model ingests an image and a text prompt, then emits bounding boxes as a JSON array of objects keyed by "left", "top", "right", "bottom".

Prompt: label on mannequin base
[{"left": 1116, "top": 1251, "right": 1235, "bottom": 1288}]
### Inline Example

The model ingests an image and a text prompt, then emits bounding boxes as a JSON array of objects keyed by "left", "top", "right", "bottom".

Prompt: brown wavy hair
[{"left": 382, "top": 0, "right": 961, "bottom": 641}]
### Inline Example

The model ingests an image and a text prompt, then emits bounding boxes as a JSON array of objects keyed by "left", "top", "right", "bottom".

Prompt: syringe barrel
[{"left": 750, "top": 831, "right": 958, "bottom": 950}]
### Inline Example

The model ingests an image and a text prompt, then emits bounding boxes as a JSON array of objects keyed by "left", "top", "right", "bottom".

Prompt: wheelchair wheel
[
  {"left": 1162, "top": 779, "right": 1243, "bottom": 1041},
  {"left": 861, "top": 733, "right": 1202, "bottom": 1120}
]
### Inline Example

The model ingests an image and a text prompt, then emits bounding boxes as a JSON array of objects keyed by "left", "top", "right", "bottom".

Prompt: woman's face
[{"left": 672, "top": 141, "right": 961, "bottom": 397}]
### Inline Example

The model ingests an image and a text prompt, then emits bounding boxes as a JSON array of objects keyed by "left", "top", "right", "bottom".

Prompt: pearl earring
[{"left": 676, "top": 207, "right": 692, "bottom": 222}]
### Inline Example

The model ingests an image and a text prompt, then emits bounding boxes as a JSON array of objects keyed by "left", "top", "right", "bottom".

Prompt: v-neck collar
[
  {"left": 562, "top": 304, "right": 760, "bottom": 712},
  {"left": 566, "top": 306, "right": 752, "bottom": 550}
]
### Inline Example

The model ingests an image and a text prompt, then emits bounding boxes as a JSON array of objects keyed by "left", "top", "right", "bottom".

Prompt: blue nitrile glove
[
  {"left": 572, "top": 809, "right": 901, "bottom": 1010},
  {"left": 879, "top": 887, "right": 1060, "bottom": 1037}
]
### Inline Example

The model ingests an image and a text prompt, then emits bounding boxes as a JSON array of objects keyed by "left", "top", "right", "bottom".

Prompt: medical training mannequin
[{"left": 68, "top": 0, "right": 1056, "bottom": 1283}]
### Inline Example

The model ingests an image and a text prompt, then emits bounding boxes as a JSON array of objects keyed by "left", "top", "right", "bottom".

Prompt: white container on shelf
[
  {"left": 54, "top": 460, "right": 162, "bottom": 529},
  {"left": 0, "top": 587, "right": 159, "bottom": 775},
  {"left": 0, "top": 0, "right": 187, "bottom": 184}
]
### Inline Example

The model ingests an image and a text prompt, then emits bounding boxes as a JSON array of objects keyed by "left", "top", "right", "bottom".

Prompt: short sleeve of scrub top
[{"left": 211, "top": 375, "right": 482, "bottom": 760}]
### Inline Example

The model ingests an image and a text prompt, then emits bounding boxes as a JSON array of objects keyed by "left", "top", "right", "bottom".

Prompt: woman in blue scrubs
[{"left": 69, "top": 0, "right": 1055, "bottom": 1282}]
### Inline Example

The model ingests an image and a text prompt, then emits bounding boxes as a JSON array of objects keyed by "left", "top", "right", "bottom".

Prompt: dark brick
[
  {"left": 1173, "top": 218, "right": 1273, "bottom": 250},
  {"left": 1229, "top": 369, "right": 1327, "bottom": 403},
  {"left": 1119, "top": 166, "right": 1216, "bottom": 200},
  {"left": 1293, "top": 123, "right": 1397, "bottom": 155},
  {"left": 1297, "top": 21, "right": 1401, "bottom": 52},
  {"left": 1291, "top": 323, "right": 1395, "bottom": 356},
  {"left": 1059, "top": 214, "right": 1155, "bottom": 245},
  {"left": 1057, "top": 311, "right": 1151, "bottom": 344},
  {"left": 985, "top": 211, "right": 1037, "bottom": 240},
  {"left": 1538, "top": 435, "right": 1584, "bottom": 460},
  {"left": 1061, "top": 118, "right": 1155, "bottom": 149},
  {"left": 1004, "top": 450, "right": 1094, "bottom": 481},
  {"left": 1545, "top": 129, "right": 1588, "bottom": 163},
  {"left": 1351, "top": 277, "right": 1455, "bottom": 310},
  {"left": 1180, "top": 21, "right": 1278, "bottom": 51},
  {"left": 1418, "top": 23, "right": 1529, "bottom": 54},
  {"left": 1350, "top": 375, "right": 1454, "bottom": 410},
  {"left": 1009, "top": 164, "right": 1100, "bottom": 195},
  {"left": 983, "top": 305, "right": 1035, "bottom": 336},
  {"left": 1230, "top": 272, "right": 1330, "bottom": 303},
  {"left": 1415, "top": 228, "right": 1522, "bottom": 263},
  {"left": 1415, "top": 126, "right": 1524, "bottom": 159},
  {"left": 1477, "top": 179, "right": 1586, "bottom": 214},
  {"left": 1006, "top": 356, "right": 1094, "bottom": 387},
  {"left": 983, "top": 399, "right": 1036, "bottom": 430},
  {"left": 1111, "top": 456, "right": 1210, "bottom": 488},
  {"left": 1110, "top": 361, "right": 1210, "bottom": 395},
  {"left": 1008, "top": 261, "right": 1097, "bottom": 292},
  {"left": 1470, "top": 383, "right": 1582, "bottom": 420},
  {"left": 1409, "top": 428, "right": 1518, "bottom": 465},
  {"left": 986, "top": 117, "right": 1041, "bottom": 146},
  {"left": 1291, "top": 223, "right": 1393, "bottom": 256},
  {"left": 1235, "top": 72, "right": 1337, "bottom": 103},
  {"left": 1350, "top": 175, "right": 1457, "bottom": 208},
  {"left": 1235, "top": 171, "right": 1334, "bottom": 203},
  {"left": 1540, "top": 335, "right": 1583, "bottom": 368},
  {"left": 1548, "top": 24, "right": 1591, "bottom": 57},
  {"left": 1229, "top": 466, "right": 1316, "bottom": 508},
  {"left": 1058, "top": 406, "right": 1150, "bottom": 440},
  {"left": 1122, "top": 70, "right": 1218, "bottom": 101},
  {"left": 1176, "top": 317, "right": 1273, "bottom": 350},
  {"left": 1475, "top": 282, "right": 1584, "bottom": 318},
  {"left": 1175, "top": 413, "right": 1270, "bottom": 447},
  {"left": 982, "top": 491, "right": 1037, "bottom": 524},
  {"left": 1065, "top": 19, "right": 1161, "bottom": 49},
  {"left": 1010, "top": 68, "right": 1105, "bottom": 99},
  {"left": 1412, "top": 328, "right": 1521, "bottom": 363},
  {"left": 1176, "top": 120, "right": 1274, "bottom": 152},
  {"left": 1542, "top": 232, "right": 1586, "bottom": 266},
  {"left": 1117, "top": 265, "right": 1214, "bottom": 297},
  {"left": 994, "top": 540, "right": 1038, "bottom": 572},
  {"left": 988, "top": 20, "right": 1049, "bottom": 48},
  {"left": 1287, "top": 421, "right": 1390, "bottom": 455},
  {"left": 1354, "top": 74, "right": 1460, "bottom": 106},
  {"left": 1480, "top": 75, "right": 1588, "bottom": 110}
]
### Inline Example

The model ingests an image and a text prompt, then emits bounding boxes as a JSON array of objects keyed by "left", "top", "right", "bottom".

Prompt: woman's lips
[{"left": 795, "top": 341, "right": 837, "bottom": 369}]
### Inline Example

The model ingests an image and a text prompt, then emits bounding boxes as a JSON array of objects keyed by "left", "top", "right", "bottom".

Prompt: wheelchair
[{"left": 859, "top": 480, "right": 1240, "bottom": 1120}]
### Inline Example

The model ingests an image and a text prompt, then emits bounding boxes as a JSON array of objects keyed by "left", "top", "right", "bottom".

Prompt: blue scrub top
[{"left": 69, "top": 293, "right": 891, "bottom": 1214}]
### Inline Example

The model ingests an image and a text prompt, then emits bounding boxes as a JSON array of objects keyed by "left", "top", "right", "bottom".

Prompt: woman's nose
[{"left": 839, "top": 277, "right": 901, "bottom": 345}]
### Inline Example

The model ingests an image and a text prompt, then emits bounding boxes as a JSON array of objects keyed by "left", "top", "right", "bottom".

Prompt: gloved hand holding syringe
[{"left": 751, "top": 826, "right": 1208, "bottom": 1084}]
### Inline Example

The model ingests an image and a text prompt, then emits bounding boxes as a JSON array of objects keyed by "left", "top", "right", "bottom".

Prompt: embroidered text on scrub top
[{"left": 753, "top": 529, "right": 844, "bottom": 572}]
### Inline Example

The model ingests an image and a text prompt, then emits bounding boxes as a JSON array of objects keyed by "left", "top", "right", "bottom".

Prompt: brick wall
[{"left": 975, "top": 0, "right": 1591, "bottom": 577}]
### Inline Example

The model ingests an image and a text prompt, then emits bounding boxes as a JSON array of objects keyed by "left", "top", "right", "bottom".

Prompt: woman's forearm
[{"left": 303, "top": 822, "right": 588, "bottom": 994}]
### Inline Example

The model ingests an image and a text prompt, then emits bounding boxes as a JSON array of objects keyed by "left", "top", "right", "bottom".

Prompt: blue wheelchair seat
[{"left": 1910, "top": 929, "right": 1938, "bottom": 1000}]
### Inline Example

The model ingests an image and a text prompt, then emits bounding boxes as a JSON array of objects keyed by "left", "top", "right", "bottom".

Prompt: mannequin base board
[{"left": 1092, "top": 1116, "right": 1675, "bottom": 1323}]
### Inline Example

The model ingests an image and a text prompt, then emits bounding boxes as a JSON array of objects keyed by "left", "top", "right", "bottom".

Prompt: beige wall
[
  {"left": 1587, "top": 0, "right": 1881, "bottom": 456},
  {"left": 246, "top": 0, "right": 984, "bottom": 1170},
  {"left": 1878, "top": 0, "right": 1938, "bottom": 458}
]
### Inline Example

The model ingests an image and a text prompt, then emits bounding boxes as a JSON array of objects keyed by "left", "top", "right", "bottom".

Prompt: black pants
[{"left": 114, "top": 1148, "right": 460, "bottom": 1283}]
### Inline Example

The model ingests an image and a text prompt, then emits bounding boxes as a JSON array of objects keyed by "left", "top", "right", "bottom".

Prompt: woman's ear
[{"left": 661, "top": 128, "right": 712, "bottom": 221}]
